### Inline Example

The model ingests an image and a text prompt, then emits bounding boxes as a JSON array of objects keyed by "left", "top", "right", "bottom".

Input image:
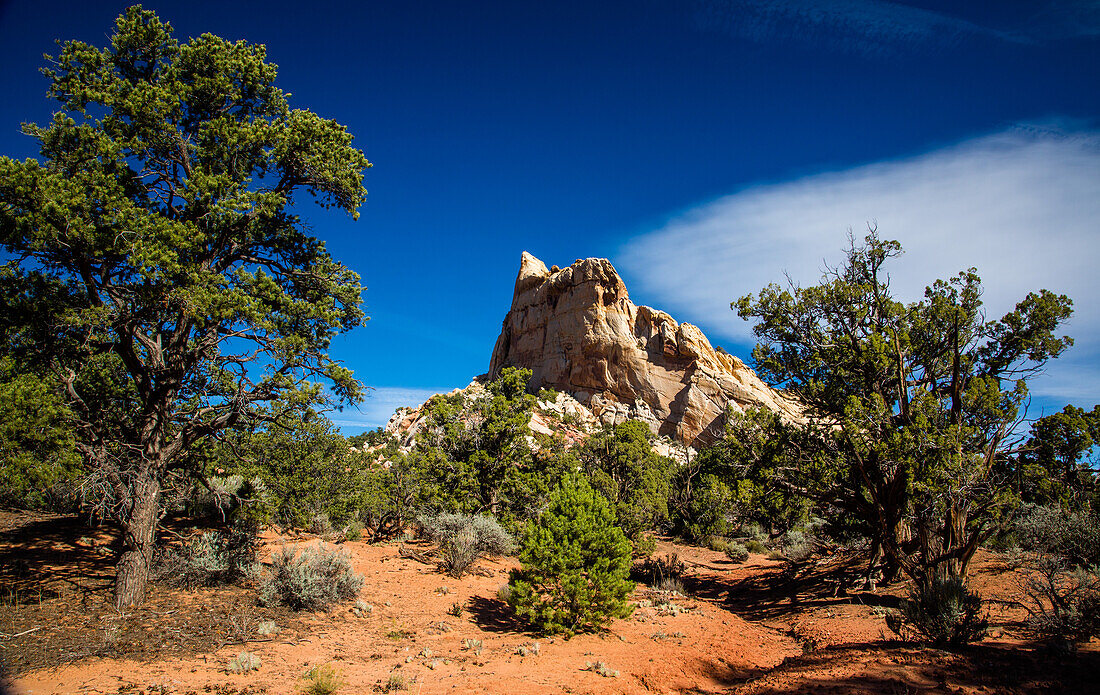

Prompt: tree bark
[{"left": 115, "top": 473, "right": 161, "bottom": 607}]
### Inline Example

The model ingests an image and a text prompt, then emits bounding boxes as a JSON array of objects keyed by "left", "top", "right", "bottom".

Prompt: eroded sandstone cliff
[{"left": 487, "top": 252, "right": 802, "bottom": 445}]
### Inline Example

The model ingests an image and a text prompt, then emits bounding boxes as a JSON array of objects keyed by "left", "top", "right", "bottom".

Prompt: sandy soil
[{"left": 1, "top": 512, "right": 1097, "bottom": 695}]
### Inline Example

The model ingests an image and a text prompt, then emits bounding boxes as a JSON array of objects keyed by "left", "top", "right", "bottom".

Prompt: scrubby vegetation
[
  {"left": 256, "top": 544, "right": 364, "bottom": 611},
  {"left": 888, "top": 576, "right": 988, "bottom": 647},
  {"left": 0, "top": 14, "right": 1092, "bottom": 675},
  {"left": 418, "top": 512, "right": 515, "bottom": 577},
  {"left": 156, "top": 523, "right": 259, "bottom": 589}
]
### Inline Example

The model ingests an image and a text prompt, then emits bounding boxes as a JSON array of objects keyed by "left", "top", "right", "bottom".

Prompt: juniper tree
[
  {"left": 0, "top": 7, "right": 370, "bottom": 605},
  {"left": 416, "top": 367, "right": 538, "bottom": 517},
  {"left": 735, "top": 229, "right": 1073, "bottom": 584},
  {"left": 577, "top": 419, "right": 674, "bottom": 539}
]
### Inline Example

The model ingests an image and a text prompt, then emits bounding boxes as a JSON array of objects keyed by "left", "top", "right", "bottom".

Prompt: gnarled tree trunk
[{"left": 115, "top": 472, "right": 162, "bottom": 607}]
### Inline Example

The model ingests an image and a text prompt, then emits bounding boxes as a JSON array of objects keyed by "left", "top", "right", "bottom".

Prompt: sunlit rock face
[{"left": 487, "top": 252, "right": 803, "bottom": 446}]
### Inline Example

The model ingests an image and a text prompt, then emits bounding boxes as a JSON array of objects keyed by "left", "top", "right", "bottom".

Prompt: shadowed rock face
[{"left": 487, "top": 252, "right": 802, "bottom": 446}]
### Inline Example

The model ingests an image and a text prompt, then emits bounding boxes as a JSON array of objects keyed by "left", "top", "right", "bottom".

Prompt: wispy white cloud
[
  {"left": 688, "top": 0, "right": 1100, "bottom": 56},
  {"left": 619, "top": 125, "right": 1100, "bottom": 407},
  {"left": 329, "top": 385, "right": 460, "bottom": 432},
  {"left": 690, "top": 0, "right": 1023, "bottom": 55},
  {"left": 1019, "top": 1, "right": 1100, "bottom": 40}
]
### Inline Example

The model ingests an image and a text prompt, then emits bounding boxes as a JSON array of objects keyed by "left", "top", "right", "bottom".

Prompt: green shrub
[
  {"left": 419, "top": 512, "right": 514, "bottom": 577},
  {"left": 725, "top": 543, "right": 749, "bottom": 563},
  {"left": 508, "top": 475, "right": 634, "bottom": 635},
  {"left": 744, "top": 539, "right": 768, "bottom": 554},
  {"left": 188, "top": 474, "right": 269, "bottom": 523},
  {"left": 537, "top": 387, "right": 560, "bottom": 402},
  {"left": 257, "top": 543, "right": 363, "bottom": 611},
  {"left": 0, "top": 358, "right": 80, "bottom": 510},
  {"left": 577, "top": 420, "right": 674, "bottom": 539},
  {"left": 344, "top": 521, "right": 363, "bottom": 541},
  {"left": 234, "top": 415, "right": 367, "bottom": 530},
  {"left": 889, "top": 576, "right": 988, "bottom": 648},
  {"left": 779, "top": 529, "right": 814, "bottom": 562},
  {"left": 300, "top": 663, "right": 344, "bottom": 695},
  {"left": 705, "top": 535, "right": 730, "bottom": 552},
  {"left": 1014, "top": 504, "right": 1100, "bottom": 567},
  {"left": 357, "top": 448, "right": 431, "bottom": 540},
  {"left": 676, "top": 474, "right": 734, "bottom": 541},
  {"left": 632, "top": 533, "right": 657, "bottom": 557}
]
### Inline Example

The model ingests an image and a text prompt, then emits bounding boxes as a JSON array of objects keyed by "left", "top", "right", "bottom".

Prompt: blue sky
[{"left": 1, "top": 1, "right": 1098, "bottom": 431}]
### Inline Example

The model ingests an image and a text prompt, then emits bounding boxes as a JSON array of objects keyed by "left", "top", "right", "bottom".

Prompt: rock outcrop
[{"left": 487, "top": 252, "right": 802, "bottom": 446}]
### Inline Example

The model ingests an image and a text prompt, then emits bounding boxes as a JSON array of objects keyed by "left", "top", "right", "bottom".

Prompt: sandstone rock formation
[{"left": 487, "top": 252, "right": 802, "bottom": 446}]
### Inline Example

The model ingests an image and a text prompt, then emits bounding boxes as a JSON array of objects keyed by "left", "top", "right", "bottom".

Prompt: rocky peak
[{"left": 488, "top": 253, "right": 802, "bottom": 445}]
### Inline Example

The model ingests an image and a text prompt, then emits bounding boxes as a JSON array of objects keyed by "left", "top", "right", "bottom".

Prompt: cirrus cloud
[{"left": 618, "top": 125, "right": 1100, "bottom": 410}]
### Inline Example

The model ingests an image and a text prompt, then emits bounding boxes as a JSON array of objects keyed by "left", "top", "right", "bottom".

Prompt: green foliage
[
  {"left": 356, "top": 446, "right": 435, "bottom": 539},
  {"left": 890, "top": 576, "right": 988, "bottom": 648},
  {"left": 743, "top": 539, "right": 768, "bottom": 554},
  {"left": 734, "top": 230, "right": 1073, "bottom": 582},
  {"left": 676, "top": 408, "right": 811, "bottom": 542},
  {"left": 1015, "top": 405, "right": 1099, "bottom": 509},
  {"left": 185, "top": 471, "right": 268, "bottom": 524},
  {"left": 257, "top": 543, "right": 363, "bottom": 611},
  {"left": 0, "top": 7, "right": 370, "bottom": 604},
  {"left": 725, "top": 543, "right": 749, "bottom": 563},
  {"left": 347, "top": 427, "right": 390, "bottom": 449},
  {"left": 418, "top": 512, "right": 515, "bottom": 577},
  {"left": 577, "top": 420, "right": 674, "bottom": 539},
  {"left": 1013, "top": 504, "right": 1100, "bottom": 567},
  {"left": 776, "top": 528, "right": 815, "bottom": 562},
  {"left": 299, "top": 663, "right": 344, "bottom": 695},
  {"left": 704, "top": 535, "right": 730, "bottom": 552},
  {"left": 229, "top": 412, "right": 366, "bottom": 529},
  {"left": 674, "top": 474, "right": 735, "bottom": 541},
  {"left": 508, "top": 475, "right": 634, "bottom": 635},
  {"left": 1008, "top": 502, "right": 1100, "bottom": 651},
  {"left": 631, "top": 532, "right": 657, "bottom": 558},
  {"left": 343, "top": 521, "right": 363, "bottom": 541},
  {"left": 414, "top": 368, "right": 568, "bottom": 527},
  {"left": 0, "top": 358, "right": 80, "bottom": 507},
  {"left": 537, "top": 387, "right": 560, "bottom": 402}
]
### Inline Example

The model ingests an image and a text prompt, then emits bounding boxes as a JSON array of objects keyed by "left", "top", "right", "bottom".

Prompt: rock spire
[{"left": 487, "top": 252, "right": 802, "bottom": 445}]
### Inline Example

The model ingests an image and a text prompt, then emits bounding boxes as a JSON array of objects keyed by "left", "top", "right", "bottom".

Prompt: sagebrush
[
  {"left": 888, "top": 576, "right": 987, "bottom": 647},
  {"left": 419, "top": 512, "right": 514, "bottom": 577},
  {"left": 257, "top": 543, "right": 363, "bottom": 610},
  {"left": 1021, "top": 558, "right": 1100, "bottom": 652}
]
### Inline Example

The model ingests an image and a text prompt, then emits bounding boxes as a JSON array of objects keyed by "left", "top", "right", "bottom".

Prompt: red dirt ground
[{"left": 1, "top": 511, "right": 1096, "bottom": 695}]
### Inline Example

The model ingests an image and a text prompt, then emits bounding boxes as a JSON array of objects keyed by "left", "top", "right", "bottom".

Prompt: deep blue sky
[{"left": 2, "top": 1, "right": 1098, "bottom": 430}]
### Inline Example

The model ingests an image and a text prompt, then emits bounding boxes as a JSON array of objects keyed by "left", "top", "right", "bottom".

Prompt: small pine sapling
[{"left": 508, "top": 474, "right": 634, "bottom": 635}]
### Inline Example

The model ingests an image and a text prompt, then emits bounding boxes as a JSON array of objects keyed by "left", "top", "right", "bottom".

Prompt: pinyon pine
[{"left": 507, "top": 474, "right": 633, "bottom": 635}]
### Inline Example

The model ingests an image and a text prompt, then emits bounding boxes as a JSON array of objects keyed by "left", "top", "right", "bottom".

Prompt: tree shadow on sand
[
  {"left": 680, "top": 553, "right": 899, "bottom": 622},
  {"left": 467, "top": 595, "right": 530, "bottom": 634},
  {"left": 735, "top": 641, "right": 1100, "bottom": 694},
  {"left": 0, "top": 514, "right": 116, "bottom": 600}
]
